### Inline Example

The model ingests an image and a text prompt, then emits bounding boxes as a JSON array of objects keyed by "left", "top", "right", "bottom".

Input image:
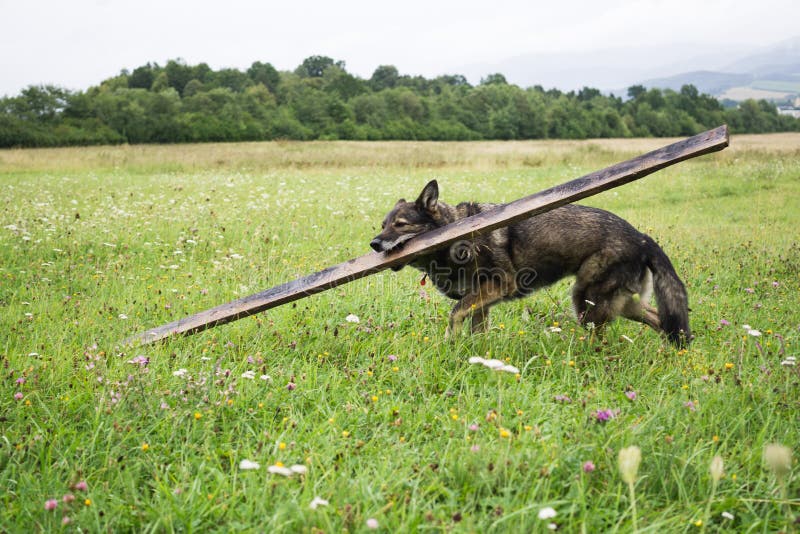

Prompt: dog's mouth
[
  {"left": 370, "top": 233, "right": 418, "bottom": 253},
  {"left": 370, "top": 233, "right": 419, "bottom": 271}
]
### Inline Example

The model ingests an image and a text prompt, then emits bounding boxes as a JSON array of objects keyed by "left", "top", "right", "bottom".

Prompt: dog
[{"left": 370, "top": 180, "right": 690, "bottom": 346}]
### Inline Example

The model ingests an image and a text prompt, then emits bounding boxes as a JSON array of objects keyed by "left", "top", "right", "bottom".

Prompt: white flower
[
  {"left": 742, "top": 324, "right": 752, "bottom": 330},
  {"left": 172, "top": 368, "right": 188, "bottom": 377},
  {"left": 366, "top": 518, "right": 379, "bottom": 530},
  {"left": 267, "top": 465, "right": 293, "bottom": 476},
  {"left": 309, "top": 496, "right": 329, "bottom": 510},
  {"left": 118, "top": 313, "right": 128, "bottom": 320},
  {"left": 260, "top": 374, "right": 272, "bottom": 381},
  {"left": 345, "top": 313, "right": 360, "bottom": 323},
  {"left": 721, "top": 511, "right": 734, "bottom": 520},
  {"left": 780, "top": 356, "right": 796, "bottom": 366},
  {"left": 548, "top": 326, "right": 562, "bottom": 333},
  {"left": 267, "top": 464, "right": 307, "bottom": 477},
  {"left": 747, "top": 329, "right": 762, "bottom": 337},
  {"left": 468, "top": 357, "right": 519, "bottom": 374},
  {"left": 241, "top": 370, "right": 255, "bottom": 379},
  {"left": 538, "top": 507, "right": 557, "bottom": 520},
  {"left": 239, "top": 459, "right": 260, "bottom": 470}
]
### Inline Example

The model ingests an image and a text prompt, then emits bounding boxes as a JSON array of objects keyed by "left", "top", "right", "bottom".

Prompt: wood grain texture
[{"left": 124, "top": 125, "right": 728, "bottom": 346}]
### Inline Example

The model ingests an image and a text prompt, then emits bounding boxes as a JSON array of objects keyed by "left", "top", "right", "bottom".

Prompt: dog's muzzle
[{"left": 370, "top": 238, "right": 386, "bottom": 252}]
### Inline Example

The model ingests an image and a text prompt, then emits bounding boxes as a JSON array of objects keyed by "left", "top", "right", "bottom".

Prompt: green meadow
[{"left": 1, "top": 135, "right": 798, "bottom": 532}]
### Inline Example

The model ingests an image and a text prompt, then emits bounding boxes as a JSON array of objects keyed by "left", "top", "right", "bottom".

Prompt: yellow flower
[
  {"left": 342, "top": 430, "right": 350, "bottom": 438},
  {"left": 371, "top": 395, "right": 378, "bottom": 402},
  {"left": 499, "top": 428, "right": 511, "bottom": 438},
  {"left": 84, "top": 499, "right": 92, "bottom": 506},
  {"left": 279, "top": 442, "right": 286, "bottom": 450},
  {"left": 141, "top": 443, "right": 149, "bottom": 452},
  {"left": 724, "top": 362, "right": 734, "bottom": 370},
  {"left": 694, "top": 519, "right": 703, "bottom": 527},
  {"left": 194, "top": 412, "right": 202, "bottom": 420}
]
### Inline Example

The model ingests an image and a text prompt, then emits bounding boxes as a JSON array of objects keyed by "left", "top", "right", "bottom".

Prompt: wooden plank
[{"left": 124, "top": 125, "right": 729, "bottom": 346}]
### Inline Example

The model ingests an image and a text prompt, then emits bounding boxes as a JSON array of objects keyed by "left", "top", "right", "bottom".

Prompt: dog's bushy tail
[{"left": 645, "top": 237, "right": 691, "bottom": 347}]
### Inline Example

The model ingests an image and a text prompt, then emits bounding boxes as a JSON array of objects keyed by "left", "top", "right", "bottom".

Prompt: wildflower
[
  {"left": 538, "top": 507, "right": 557, "bottom": 520},
  {"left": 267, "top": 465, "right": 293, "bottom": 476},
  {"left": 62, "top": 516, "right": 71, "bottom": 525},
  {"left": 141, "top": 443, "right": 149, "bottom": 452},
  {"left": 684, "top": 401, "right": 697, "bottom": 411},
  {"left": 290, "top": 465, "right": 308, "bottom": 475},
  {"left": 62, "top": 494, "right": 75, "bottom": 504},
  {"left": 693, "top": 519, "right": 703, "bottom": 527},
  {"left": 764, "top": 444, "right": 792, "bottom": 481},
  {"left": 286, "top": 382, "right": 296, "bottom": 391},
  {"left": 173, "top": 368, "right": 188, "bottom": 377},
  {"left": 583, "top": 461, "right": 596, "bottom": 473},
  {"left": 721, "top": 511, "right": 734, "bottom": 520},
  {"left": 73, "top": 480, "right": 88, "bottom": 492},
  {"left": 468, "top": 356, "right": 519, "bottom": 374},
  {"left": 128, "top": 355, "right": 149, "bottom": 366},
  {"left": 44, "top": 499, "right": 58, "bottom": 511},
  {"left": 781, "top": 356, "right": 796, "bottom": 366},
  {"left": 618, "top": 446, "right": 642, "bottom": 485},
  {"left": 499, "top": 428, "right": 511, "bottom": 439},
  {"left": 594, "top": 409, "right": 616, "bottom": 422},
  {"left": 719, "top": 319, "right": 730, "bottom": 326},
  {"left": 345, "top": 314, "right": 360, "bottom": 323},
  {"left": 84, "top": 499, "right": 91, "bottom": 506},
  {"left": 239, "top": 459, "right": 261, "bottom": 470},
  {"left": 194, "top": 412, "right": 202, "bottom": 420},
  {"left": 366, "top": 518, "right": 379, "bottom": 530},
  {"left": 14, "top": 392, "right": 23, "bottom": 401},
  {"left": 118, "top": 313, "right": 128, "bottom": 320},
  {"left": 724, "top": 362, "right": 734, "bottom": 370},
  {"left": 309, "top": 496, "right": 329, "bottom": 510},
  {"left": 260, "top": 374, "right": 272, "bottom": 381},
  {"left": 241, "top": 370, "right": 255, "bottom": 379},
  {"left": 469, "top": 424, "right": 479, "bottom": 432},
  {"left": 710, "top": 455, "right": 724, "bottom": 483},
  {"left": 625, "top": 391, "right": 637, "bottom": 401},
  {"left": 554, "top": 394, "right": 572, "bottom": 403},
  {"left": 470, "top": 444, "right": 480, "bottom": 452}
]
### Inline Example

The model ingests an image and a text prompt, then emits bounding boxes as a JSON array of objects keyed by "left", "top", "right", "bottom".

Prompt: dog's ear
[
  {"left": 394, "top": 198, "right": 406, "bottom": 208},
  {"left": 415, "top": 180, "right": 439, "bottom": 213}
]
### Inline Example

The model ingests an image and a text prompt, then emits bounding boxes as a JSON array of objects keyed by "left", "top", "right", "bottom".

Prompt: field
[{"left": 1, "top": 134, "right": 799, "bottom": 532}]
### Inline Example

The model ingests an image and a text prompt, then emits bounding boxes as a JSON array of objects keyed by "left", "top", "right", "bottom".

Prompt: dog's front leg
[
  {"left": 445, "top": 299, "right": 467, "bottom": 339},
  {"left": 445, "top": 279, "right": 510, "bottom": 338}
]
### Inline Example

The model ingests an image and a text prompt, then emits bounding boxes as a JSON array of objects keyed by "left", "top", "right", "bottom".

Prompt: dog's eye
[{"left": 395, "top": 220, "right": 409, "bottom": 227}]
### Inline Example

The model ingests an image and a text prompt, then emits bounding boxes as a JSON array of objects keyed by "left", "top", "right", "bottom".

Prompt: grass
[{"left": 1, "top": 134, "right": 798, "bottom": 532}]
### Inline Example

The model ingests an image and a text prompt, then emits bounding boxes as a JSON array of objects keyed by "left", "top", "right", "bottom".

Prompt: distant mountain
[
  {"left": 639, "top": 36, "right": 800, "bottom": 101},
  {"left": 457, "top": 43, "right": 749, "bottom": 95},
  {"left": 459, "top": 36, "right": 800, "bottom": 102},
  {"left": 639, "top": 71, "right": 754, "bottom": 95}
]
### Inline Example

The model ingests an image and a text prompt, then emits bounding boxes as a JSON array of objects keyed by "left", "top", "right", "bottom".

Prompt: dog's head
[{"left": 370, "top": 180, "right": 442, "bottom": 270}]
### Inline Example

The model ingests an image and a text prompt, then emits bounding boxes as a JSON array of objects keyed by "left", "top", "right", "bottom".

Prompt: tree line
[{"left": 2, "top": 56, "right": 798, "bottom": 147}]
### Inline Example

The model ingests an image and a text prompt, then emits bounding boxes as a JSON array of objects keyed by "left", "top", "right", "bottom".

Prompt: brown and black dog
[{"left": 371, "top": 180, "right": 690, "bottom": 346}]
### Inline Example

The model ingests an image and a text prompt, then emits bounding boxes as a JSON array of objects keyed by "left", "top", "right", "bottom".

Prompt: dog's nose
[{"left": 370, "top": 238, "right": 384, "bottom": 252}]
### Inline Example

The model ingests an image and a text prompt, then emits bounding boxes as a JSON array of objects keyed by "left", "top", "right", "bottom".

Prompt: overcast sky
[{"left": 1, "top": 0, "right": 798, "bottom": 97}]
